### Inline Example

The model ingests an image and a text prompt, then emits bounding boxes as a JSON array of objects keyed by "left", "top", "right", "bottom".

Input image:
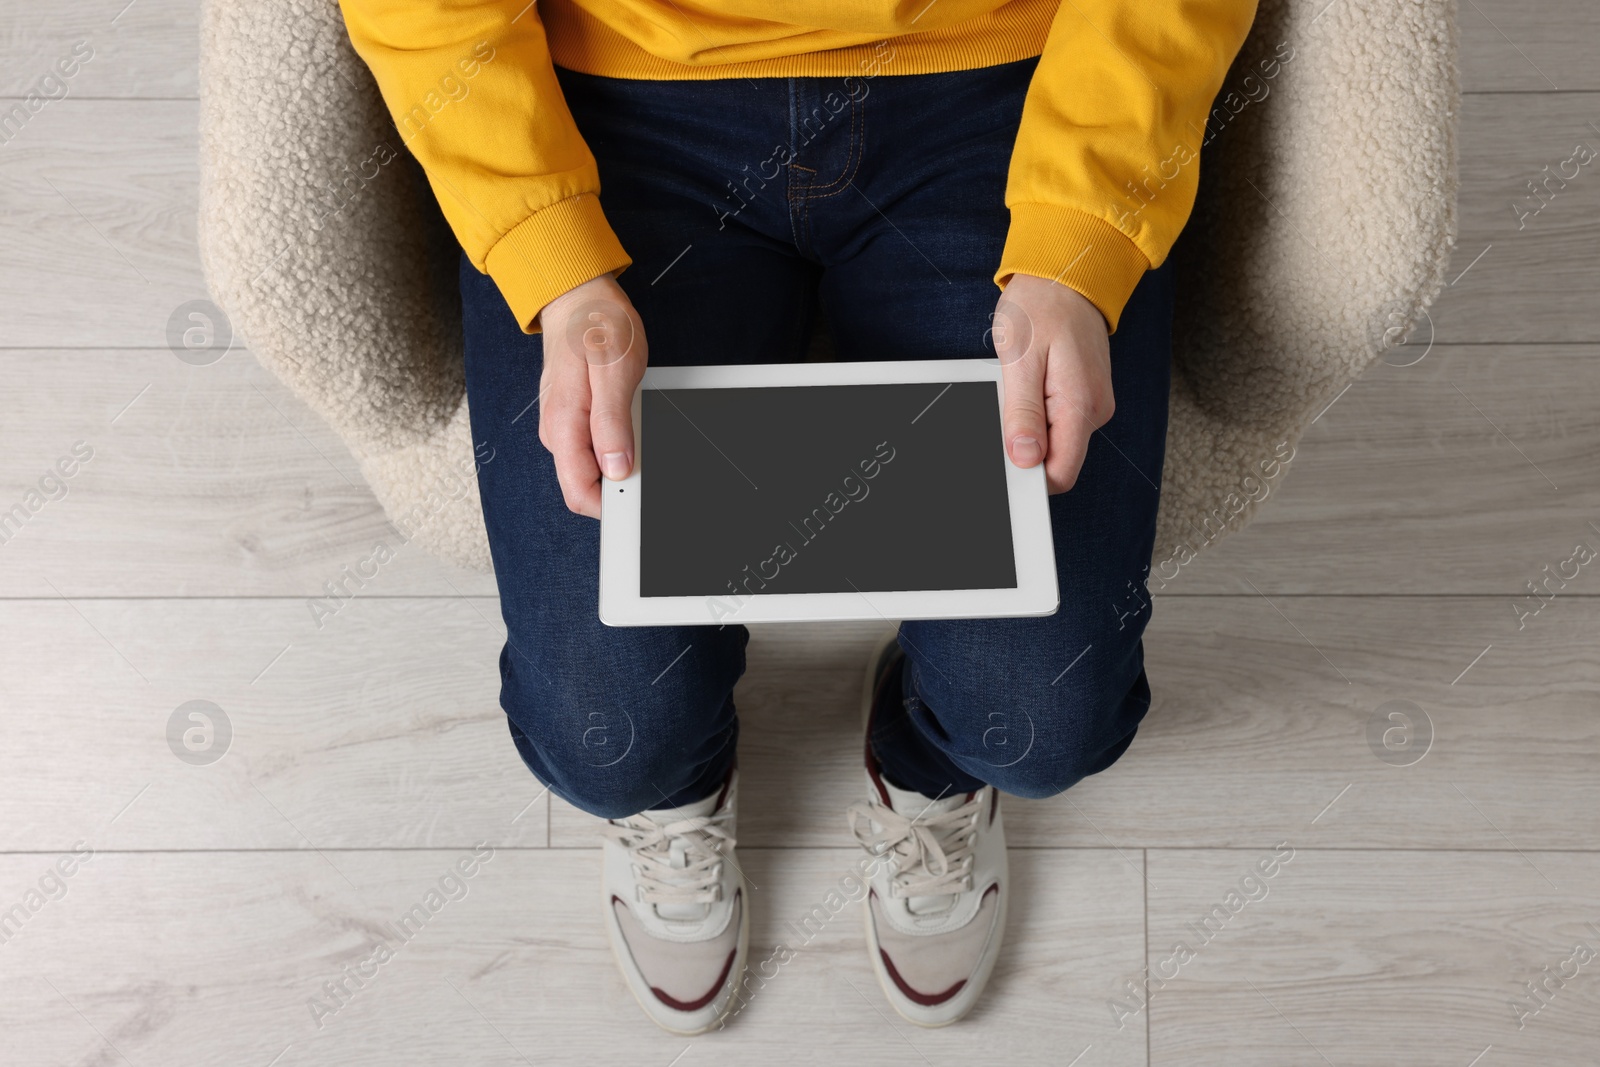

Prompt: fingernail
[
  {"left": 1011, "top": 436, "right": 1042, "bottom": 465},
  {"left": 601, "top": 451, "right": 630, "bottom": 480}
]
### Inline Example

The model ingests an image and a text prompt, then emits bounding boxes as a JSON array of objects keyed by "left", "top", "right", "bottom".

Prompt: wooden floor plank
[
  {"left": 3, "top": 593, "right": 1592, "bottom": 853},
  {"left": 0, "top": 596, "right": 544, "bottom": 852},
  {"left": 1176, "top": 342, "right": 1600, "bottom": 594},
  {"left": 1459, "top": 0, "right": 1600, "bottom": 92},
  {"left": 1, "top": 93, "right": 1597, "bottom": 348},
  {"left": 1, "top": 341, "right": 1592, "bottom": 599},
  {"left": 0, "top": 348, "right": 498, "bottom": 598},
  {"left": 552, "top": 601, "right": 1600, "bottom": 851},
  {"left": 0, "top": 847, "right": 1147, "bottom": 1066},
  {"left": 0, "top": 0, "right": 196, "bottom": 99},
  {"left": 1145, "top": 849, "right": 1600, "bottom": 1066},
  {"left": 1428, "top": 93, "right": 1600, "bottom": 343},
  {"left": 0, "top": 101, "right": 201, "bottom": 348}
]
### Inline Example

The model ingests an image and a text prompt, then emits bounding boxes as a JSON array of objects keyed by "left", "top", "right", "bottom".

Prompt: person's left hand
[{"left": 989, "top": 273, "right": 1114, "bottom": 494}]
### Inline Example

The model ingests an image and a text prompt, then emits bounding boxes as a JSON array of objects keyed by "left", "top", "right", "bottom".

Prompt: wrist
[{"left": 1006, "top": 273, "right": 1110, "bottom": 334}]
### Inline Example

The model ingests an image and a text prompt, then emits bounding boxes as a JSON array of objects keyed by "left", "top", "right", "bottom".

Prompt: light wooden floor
[{"left": 3, "top": 3, "right": 1598, "bottom": 1064}]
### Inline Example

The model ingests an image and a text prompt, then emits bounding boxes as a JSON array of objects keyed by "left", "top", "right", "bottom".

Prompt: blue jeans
[{"left": 460, "top": 58, "right": 1174, "bottom": 819}]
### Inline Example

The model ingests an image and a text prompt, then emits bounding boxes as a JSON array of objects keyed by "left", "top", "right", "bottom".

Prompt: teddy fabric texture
[{"left": 197, "top": 0, "right": 1458, "bottom": 578}]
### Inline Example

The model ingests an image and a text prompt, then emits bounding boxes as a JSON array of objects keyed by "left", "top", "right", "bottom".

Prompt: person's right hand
[{"left": 535, "top": 273, "right": 648, "bottom": 518}]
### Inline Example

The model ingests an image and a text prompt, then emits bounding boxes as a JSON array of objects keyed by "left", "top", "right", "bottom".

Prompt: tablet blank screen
[{"left": 640, "top": 380, "right": 1018, "bottom": 598}]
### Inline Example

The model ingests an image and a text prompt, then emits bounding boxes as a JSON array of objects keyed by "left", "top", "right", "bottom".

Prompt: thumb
[
  {"left": 582, "top": 304, "right": 646, "bottom": 481},
  {"left": 1000, "top": 344, "right": 1048, "bottom": 469}
]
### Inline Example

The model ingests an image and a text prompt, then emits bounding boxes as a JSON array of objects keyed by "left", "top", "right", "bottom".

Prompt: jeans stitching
[
  {"left": 801, "top": 87, "right": 864, "bottom": 200},
  {"left": 784, "top": 78, "right": 808, "bottom": 253}
]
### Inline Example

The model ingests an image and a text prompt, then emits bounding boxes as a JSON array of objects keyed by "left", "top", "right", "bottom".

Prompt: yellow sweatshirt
[{"left": 339, "top": 0, "right": 1257, "bottom": 333}]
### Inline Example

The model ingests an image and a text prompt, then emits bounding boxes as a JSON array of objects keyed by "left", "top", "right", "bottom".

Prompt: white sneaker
[
  {"left": 848, "top": 632, "right": 1008, "bottom": 1027},
  {"left": 601, "top": 771, "right": 749, "bottom": 1034}
]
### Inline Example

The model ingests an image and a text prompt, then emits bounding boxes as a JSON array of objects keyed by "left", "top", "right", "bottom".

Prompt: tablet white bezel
[{"left": 598, "top": 359, "right": 1058, "bottom": 626}]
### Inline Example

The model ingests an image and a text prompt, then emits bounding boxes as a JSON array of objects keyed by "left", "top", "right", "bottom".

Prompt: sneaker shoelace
[
  {"left": 848, "top": 792, "right": 983, "bottom": 906},
  {"left": 603, "top": 808, "right": 735, "bottom": 911}
]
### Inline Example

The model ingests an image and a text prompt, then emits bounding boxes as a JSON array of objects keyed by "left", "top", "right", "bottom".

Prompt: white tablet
[{"left": 598, "top": 359, "right": 1058, "bottom": 626}]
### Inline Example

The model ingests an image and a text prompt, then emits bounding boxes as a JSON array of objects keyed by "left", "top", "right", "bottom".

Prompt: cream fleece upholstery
[{"left": 197, "top": 0, "right": 1457, "bottom": 578}]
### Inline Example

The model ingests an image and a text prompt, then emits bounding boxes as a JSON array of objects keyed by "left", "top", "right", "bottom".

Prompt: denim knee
[
  {"left": 911, "top": 654, "right": 1151, "bottom": 800},
  {"left": 499, "top": 645, "right": 737, "bottom": 820}
]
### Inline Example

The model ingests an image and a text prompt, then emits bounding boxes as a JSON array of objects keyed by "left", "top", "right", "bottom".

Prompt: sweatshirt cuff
[
  {"left": 995, "top": 204, "right": 1152, "bottom": 334},
  {"left": 483, "top": 193, "right": 633, "bottom": 333}
]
